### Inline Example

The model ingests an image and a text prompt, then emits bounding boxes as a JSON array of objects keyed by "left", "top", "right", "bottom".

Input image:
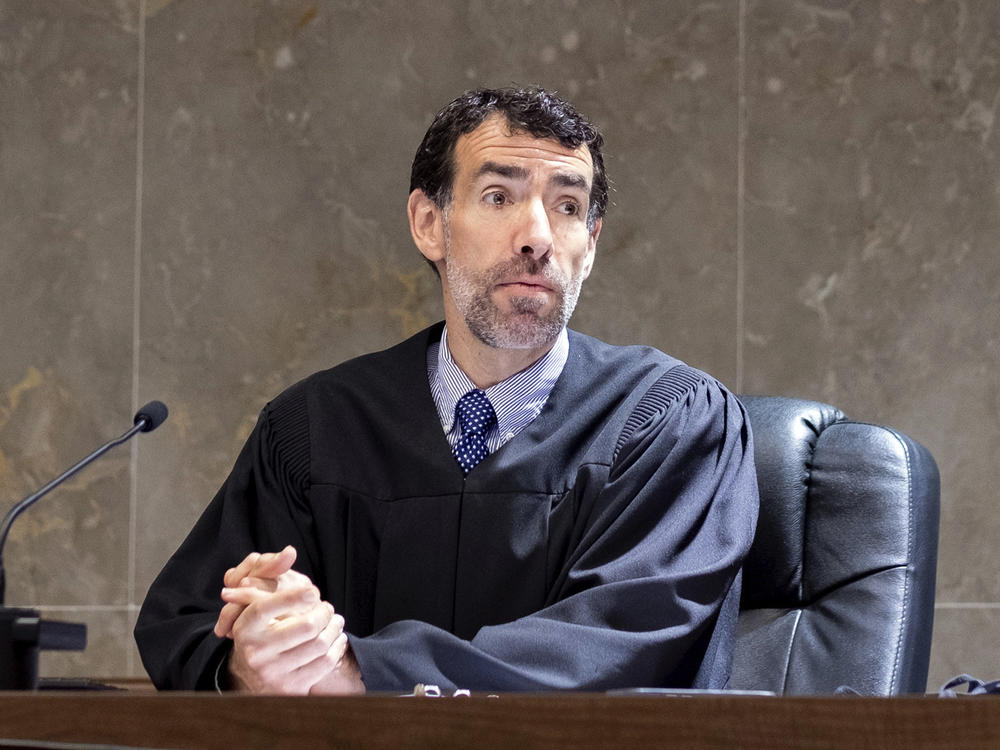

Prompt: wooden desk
[{"left": 1, "top": 692, "right": 998, "bottom": 749}]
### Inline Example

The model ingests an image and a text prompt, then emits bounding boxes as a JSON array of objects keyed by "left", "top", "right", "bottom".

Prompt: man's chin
[
  {"left": 471, "top": 312, "right": 565, "bottom": 350},
  {"left": 500, "top": 292, "right": 548, "bottom": 315}
]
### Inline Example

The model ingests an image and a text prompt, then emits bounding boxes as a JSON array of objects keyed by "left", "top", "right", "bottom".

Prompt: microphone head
[{"left": 134, "top": 400, "right": 168, "bottom": 432}]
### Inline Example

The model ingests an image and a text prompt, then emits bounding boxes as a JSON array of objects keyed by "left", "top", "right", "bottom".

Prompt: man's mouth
[{"left": 497, "top": 277, "right": 553, "bottom": 293}]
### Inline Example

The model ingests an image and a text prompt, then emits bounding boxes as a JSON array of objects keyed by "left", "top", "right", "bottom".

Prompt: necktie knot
[{"left": 453, "top": 389, "right": 496, "bottom": 475}]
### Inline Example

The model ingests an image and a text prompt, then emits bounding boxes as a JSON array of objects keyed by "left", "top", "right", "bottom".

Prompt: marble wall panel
[
  {"left": 0, "top": 0, "right": 137, "bottom": 624},
  {"left": 928, "top": 606, "right": 1000, "bottom": 690},
  {"left": 571, "top": 1, "right": 741, "bottom": 383},
  {"left": 742, "top": 0, "right": 1000, "bottom": 684}
]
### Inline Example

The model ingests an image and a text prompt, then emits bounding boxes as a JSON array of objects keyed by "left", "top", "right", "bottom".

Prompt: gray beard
[{"left": 444, "top": 241, "right": 584, "bottom": 350}]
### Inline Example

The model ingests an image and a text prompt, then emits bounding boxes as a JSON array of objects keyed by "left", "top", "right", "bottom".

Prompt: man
[{"left": 135, "top": 87, "right": 759, "bottom": 694}]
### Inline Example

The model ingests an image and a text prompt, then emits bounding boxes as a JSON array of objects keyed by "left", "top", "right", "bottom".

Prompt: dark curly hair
[{"left": 410, "top": 87, "right": 608, "bottom": 230}]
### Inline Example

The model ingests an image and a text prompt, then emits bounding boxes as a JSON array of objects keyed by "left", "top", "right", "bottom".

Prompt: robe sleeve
[
  {"left": 349, "top": 369, "right": 759, "bottom": 691},
  {"left": 134, "top": 391, "right": 316, "bottom": 690}
]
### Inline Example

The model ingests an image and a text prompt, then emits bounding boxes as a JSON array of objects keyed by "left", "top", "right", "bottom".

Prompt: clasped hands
[{"left": 213, "top": 545, "right": 364, "bottom": 694}]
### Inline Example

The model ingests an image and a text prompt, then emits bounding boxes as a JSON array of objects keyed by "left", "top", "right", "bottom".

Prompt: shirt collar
[{"left": 429, "top": 325, "right": 569, "bottom": 438}]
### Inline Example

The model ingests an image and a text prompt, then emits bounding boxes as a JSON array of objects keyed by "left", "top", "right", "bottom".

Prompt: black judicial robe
[{"left": 135, "top": 323, "right": 759, "bottom": 692}]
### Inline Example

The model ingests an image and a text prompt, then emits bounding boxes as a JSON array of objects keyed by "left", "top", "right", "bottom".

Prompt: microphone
[
  {"left": 0, "top": 400, "right": 168, "bottom": 605},
  {"left": 0, "top": 400, "right": 167, "bottom": 689},
  {"left": 133, "top": 400, "right": 168, "bottom": 433}
]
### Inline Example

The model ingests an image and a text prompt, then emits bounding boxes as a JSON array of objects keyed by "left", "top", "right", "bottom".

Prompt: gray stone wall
[{"left": 1, "top": 0, "right": 996, "bottom": 688}]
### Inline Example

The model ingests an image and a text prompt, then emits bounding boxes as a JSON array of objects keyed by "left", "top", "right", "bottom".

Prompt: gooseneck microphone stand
[{"left": 0, "top": 401, "right": 167, "bottom": 689}]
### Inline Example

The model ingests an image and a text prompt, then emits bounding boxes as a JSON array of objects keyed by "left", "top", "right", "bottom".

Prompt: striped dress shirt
[{"left": 427, "top": 326, "right": 569, "bottom": 453}]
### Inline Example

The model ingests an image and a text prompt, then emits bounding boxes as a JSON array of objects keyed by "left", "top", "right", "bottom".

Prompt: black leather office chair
[{"left": 730, "top": 396, "right": 940, "bottom": 695}]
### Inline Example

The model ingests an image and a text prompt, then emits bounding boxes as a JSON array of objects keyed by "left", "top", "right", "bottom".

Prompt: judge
[{"left": 135, "top": 87, "right": 760, "bottom": 694}]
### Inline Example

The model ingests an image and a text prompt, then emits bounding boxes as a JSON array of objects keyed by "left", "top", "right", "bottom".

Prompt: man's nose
[{"left": 515, "top": 199, "right": 554, "bottom": 258}]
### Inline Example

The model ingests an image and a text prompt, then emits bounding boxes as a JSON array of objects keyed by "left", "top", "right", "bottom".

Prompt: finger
[
  {"left": 238, "top": 576, "right": 279, "bottom": 593},
  {"left": 215, "top": 592, "right": 285, "bottom": 638},
  {"left": 223, "top": 551, "right": 261, "bottom": 589},
  {"left": 221, "top": 585, "right": 314, "bottom": 614},
  {"left": 217, "top": 586, "right": 287, "bottom": 639},
  {"left": 240, "top": 630, "right": 337, "bottom": 695},
  {"left": 214, "top": 600, "right": 247, "bottom": 639},
  {"left": 217, "top": 568, "right": 317, "bottom": 638},
  {"left": 263, "top": 610, "right": 345, "bottom": 692},
  {"left": 267, "top": 602, "right": 337, "bottom": 647},
  {"left": 228, "top": 585, "right": 321, "bottom": 635},
  {"left": 254, "top": 545, "right": 297, "bottom": 578},
  {"left": 269, "top": 568, "right": 314, "bottom": 593},
  {"left": 234, "top": 601, "right": 335, "bottom": 674},
  {"left": 290, "top": 631, "right": 350, "bottom": 693},
  {"left": 233, "top": 567, "right": 311, "bottom": 594},
  {"left": 215, "top": 578, "right": 283, "bottom": 639},
  {"left": 306, "top": 633, "right": 355, "bottom": 695},
  {"left": 224, "top": 546, "right": 297, "bottom": 588},
  {"left": 220, "top": 587, "right": 270, "bottom": 607},
  {"left": 276, "top": 606, "right": 339, "bottom": 667},
  {"left": 325, "top": 628, "right": 349, "bottom": 666},
  {"left": 225, "top": 545, "right": 296, "bottom": 587}
]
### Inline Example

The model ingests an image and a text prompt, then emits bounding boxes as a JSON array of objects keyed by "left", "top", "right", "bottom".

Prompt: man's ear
[
  {"left": 580, "top": 217, "right": 601, "bottom": 280},
  {"left": 408, "top": 189, "right": 445, "bottom": 264}
]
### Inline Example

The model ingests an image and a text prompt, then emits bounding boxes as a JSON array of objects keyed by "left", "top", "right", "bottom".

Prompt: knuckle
[
  {"left": 315, "top": 604, "right": 334, "bottom": 624},
  {"left": 317, "top": 628, "right": 337, "bottom": 652},
  {"left": 322, "top": 628, "right": 339, "bottom": 646},
  {"left": 295, "top": 583, "right": 320, "bottom": 602},
  {"left": 293, "top": 615, "right": 321, "bottom": 638},
  {"left": 231, "top": 608, "right": 256, "bottom": 635},
  {"left": 243, "top": 648, "right": 264, "bottom": 670}
]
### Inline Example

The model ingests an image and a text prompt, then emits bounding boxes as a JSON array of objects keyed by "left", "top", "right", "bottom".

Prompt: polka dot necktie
[{"left": 453, "top": 389, "right": 497, "bottom": 475}]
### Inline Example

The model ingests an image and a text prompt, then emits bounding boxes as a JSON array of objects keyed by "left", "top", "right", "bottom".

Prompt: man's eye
[
  {"left": 559, "top": 201, "right": 580, "bottom": 216},
  {"left": 485, "top": 192, "right": 508, "bottom": 206}
]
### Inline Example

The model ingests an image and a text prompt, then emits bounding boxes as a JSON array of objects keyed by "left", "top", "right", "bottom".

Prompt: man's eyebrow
[
  {"left": 551, "top": 171, "right": 590, "bottom": 192},
  {"left": 475, "top": 161, "right": 530, "bottom": 180},
  {"left": 474, "top": 161, "right": 591, "bottom": 192}
]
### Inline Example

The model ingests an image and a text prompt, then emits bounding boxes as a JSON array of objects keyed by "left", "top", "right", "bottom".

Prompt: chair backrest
[{"left": 730, "top": 396, "right": 940, "bottom": 695}]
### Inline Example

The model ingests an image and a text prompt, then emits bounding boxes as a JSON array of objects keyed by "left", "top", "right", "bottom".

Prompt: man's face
[{"left": 428, "top": 115, "right": 601, "bottom": 350}]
